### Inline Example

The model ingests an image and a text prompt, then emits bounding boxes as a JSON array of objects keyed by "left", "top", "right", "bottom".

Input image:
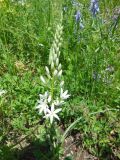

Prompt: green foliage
[{"left": 0, "top": 0, "right": 120, "bottom": 159}]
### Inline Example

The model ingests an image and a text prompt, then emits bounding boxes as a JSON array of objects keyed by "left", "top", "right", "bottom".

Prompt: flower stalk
[{"left": 35, "top": 17, "right": 70, "bottom": 158}]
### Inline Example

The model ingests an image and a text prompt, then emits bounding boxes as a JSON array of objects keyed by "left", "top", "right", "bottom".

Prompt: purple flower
[{"left": 90, "top": 0, "right": 100, "bottom": 16}]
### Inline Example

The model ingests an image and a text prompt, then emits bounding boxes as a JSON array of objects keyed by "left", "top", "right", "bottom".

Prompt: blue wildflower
[
  {"left": 75, "top": 10, "right": 84, "bottom": 29},
  {"left": 90, "top": 0, "right": 100, "bottom": 16},
  {"left": 75, "top": 10, "right": 81, "bottom": 22}
]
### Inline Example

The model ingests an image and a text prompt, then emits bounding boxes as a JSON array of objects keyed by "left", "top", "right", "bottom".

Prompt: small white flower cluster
[{"left": 36, "top": 24, "right": 70, "bottom": 124}]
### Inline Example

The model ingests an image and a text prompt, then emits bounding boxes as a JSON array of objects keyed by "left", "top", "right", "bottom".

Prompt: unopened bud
[
  {"left": 56, "top": 58, "right": 59, "bottom": 66},
  {"left": 54, "top": 54, "right": 57, "bottom": 61},
  {"left": 51, "top": 61, "right": 54, "bottom": 70},
  {"left": 58, "top": 64, "right": 62, "bottom": 70},
  {"left": 40, "top": 76, "right": 46, "bottom": 84},
  {"left": 60, "top": 81, "right": 64, "bottom": 87},
  {"left": 45, "top": 66, "right": 50, "bottom": 75},
  {"left": 58, "top": 70, "right": 62, "bottom": 77},
  {"left": 53, "top": 70, "right": 58, "bottom": 76}
]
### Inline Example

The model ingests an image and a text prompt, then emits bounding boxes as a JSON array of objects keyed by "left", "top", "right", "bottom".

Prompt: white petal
[
  {"left": 36, "top": 104, "right": 42, "bottom": 109},
  {"left": 48, "top": 95, "right": 51, "bottom": 103},
  {"left": 53, "top": 114, "right": 60, "bottom": 120},
  {"left": 64, "top": 90, "right": 68, "bottom": 95},
  {"left": 44, "top": 113, "right": 50, "bottom": 119},
  {"left": 54, "top": 108, "right": 62, "bottom": 114},
  {"left": 64, "top": 94, "right": 70, "bottom": 99},
  {"left": 51, "top": 103, "right": 55, "bottom": 112},
  {"left": 47, "top": 108, "right": 51, "bottom": 114}
]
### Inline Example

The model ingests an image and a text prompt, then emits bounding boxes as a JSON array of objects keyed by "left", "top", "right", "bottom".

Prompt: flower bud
[
  {"left": 58, "top": 64, "right": 62, "bottom": 70},
  {"left": 51, "top": 61, "right": 54, "bottom": 70},
  {"left": 56, "top": 58, "right": 59, "bottom": 66},
  {"left": 53, "top": 70, "right": 58, "bottom": 76},
  {"left": 40, "top": 76, "right": 46, "bottom": 84},
  {"left": 58, "top": 51, "right": 60, "bottom": 57},
  {"left": 60, "top": 81, "right": 64, "bottom": 87},
  {"left": 55, "top": 47, "right": 59, "bottom": 54},
  {"left": 58, "top": 70, "right": 62, "bottom": 77},
  {"left": 45, "top": 66, "right": 50, "bottom": 75},
  {"left": 54, "top": 54, "right": 57, "bottom": 61}
]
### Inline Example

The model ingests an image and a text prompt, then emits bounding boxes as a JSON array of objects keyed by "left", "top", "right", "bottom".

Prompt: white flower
[
  {"left": 39, "top": 91, "right": 48, "bottom": 100},
  {"left": 36, "top": 92, "right": 49, "bottom": 114},
  {"left": 40, "top": 76, "right": 46, "bottom": 84},
  {"left": 0, "top": 90, "right": 6, "bottom": 96},
  {"left": 36, "top": 100, "right": 48, "bottom": 115},
  {"left": 44, "top": 103, "right": 62, "bottom": 124},
  {"left": 60, "top": 88, "right": 70, "bottom": 100}
]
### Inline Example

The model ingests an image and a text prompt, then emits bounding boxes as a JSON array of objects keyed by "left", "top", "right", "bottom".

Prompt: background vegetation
[{"left": 0, "top": 0, "right": 120, "bottom": 159}]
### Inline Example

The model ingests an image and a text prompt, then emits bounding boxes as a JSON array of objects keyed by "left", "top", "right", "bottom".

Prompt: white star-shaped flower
[
  {"left": 36, "top": 100, "right": 48, "bottom": 115},
  {"left": 60, "top": 88, "right": 70, "bottom": 100},
  {"left": 39, "top": 91, "right": 48, "bottom": 100},
  {"left": 45, "top": 104, "right": 62, "bottom": 124},
  {"left": 36, "top": 91, "right": 50, "bottom": 114}
]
